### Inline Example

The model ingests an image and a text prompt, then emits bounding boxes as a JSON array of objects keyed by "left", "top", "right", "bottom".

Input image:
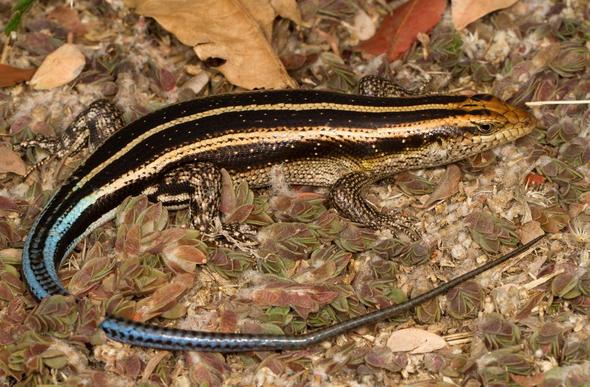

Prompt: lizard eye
[{"left": 478, "top": 123, "right": 494, "bottom": 134}]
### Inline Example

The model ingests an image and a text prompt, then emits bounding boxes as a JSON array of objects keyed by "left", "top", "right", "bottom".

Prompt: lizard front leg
[
  {"left": 142, "top": 162, "right": 222, "bottom": 233},
  {"left": 143, "top": 163, "right": 257, "bottom": 243},
  {"left": 340, "top": 76, "right": 424, "bottom": 240},
  {"left": 329, "top": 171, "right": 421, "bottom": 241}
]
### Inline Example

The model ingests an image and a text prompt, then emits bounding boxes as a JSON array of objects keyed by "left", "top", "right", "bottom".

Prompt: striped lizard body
[{"left": 22, "top": 85, "right": 538, "bottom": 351}]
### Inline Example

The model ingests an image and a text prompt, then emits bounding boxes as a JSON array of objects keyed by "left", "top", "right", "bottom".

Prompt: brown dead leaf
[
  {"left": 452, "top": 0, "right": 519, "bottom": 30},
  {"left": 386, "top": 328, "right": 447, "bottom": 353},
  {"left": 0, "top": 64, "right": 36, "bottom": 88},
  {"left": 127, "top": 0, "right": 297, "bottom": 90},
  {"left": 30, "top": 43, "right": 86, "bottom": 90},
  {"left": 0, "top": 196, "right": 19, "bottom": 211},
  {"left": 515, "top": 292, "right": 545, "bottom": 321},
  {"left": 357, "top": 0, "right": 446, "bottom": 62},
  {"left": 510, "top": 372, "right": 546, "bottom": 386},
  {"left": 240, "top": 0, "right": 275, "bottom": 40},
  {"left": 0, "top": 146, "right": 27, "bottom": 176},
  {"left": 270, "top": 0, "right": 302, "bottom": 26},
  {"left": 423, "top": 165, "right": 462, "bottom": 207},
  {"left": 47, "top": 5, "right": 87, "bottom": 35},
  {"left": 0, "top": 248, "right": 21, "bottom": 263},
  {"left": 530, "top": 205, "right": 570, "bottom": 233},
  {"left": 518, "top": 221, "right": 545, "bottom": 244}
]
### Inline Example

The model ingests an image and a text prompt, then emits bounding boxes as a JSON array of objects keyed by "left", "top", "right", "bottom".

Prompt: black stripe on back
[{"left": 29, "top": 90, "right": 472, "bottom": 268}]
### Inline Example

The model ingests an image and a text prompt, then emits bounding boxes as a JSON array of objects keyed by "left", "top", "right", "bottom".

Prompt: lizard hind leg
[
  {"left": 81, "top": 99, "right": 126, "bottom": 149},
  {"left": 18, "top": 99, "right": 125, "bottom": 176},
  {"left": 358, "top": 75, "right": 422, "bottom": 98},
  {"left": 329, "top": 171, "right": 421, "bottom": 242}
]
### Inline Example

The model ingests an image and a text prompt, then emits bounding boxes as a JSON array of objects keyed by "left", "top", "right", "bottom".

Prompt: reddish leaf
[
  {"left": 525, "top": 173, "right": 545, "bottom": 187},
  {"left": 114, "top": 354, "right": 143, "bottom": 379},
  {"left": 0, "top": 64, "right": 35, "bottom": 88},
  {"left": 133, "top": 273, "right": 194, "bottom": 322},
  {"left": 241, "top": 282, "right": 339, "bottom": 319},
  {"left": 510, "top": 372, "right": 545, "bottom": 387},
  {"left": 224, "top": 204, "right": 255, "bottom": 224},
  {"left": 158, "top": 68, "right": 176, "bottom": 91},
  {"left": 218, "top": 310, "right": 238, "bottom": 333},
  {"left": 185, "top": 352, "right": 228, "bottom": 387},
  {"left": 365, "top": 346, "right": 407, "bottom": 372},
  {"left": 162, "top": 244, "right": 207, "bottom": 272},
  {"left": 357, "top": 0, "right": 446, "bottom": 61}
]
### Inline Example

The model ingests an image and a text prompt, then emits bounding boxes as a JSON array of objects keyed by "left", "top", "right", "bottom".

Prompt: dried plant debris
[
  {"left": 0, "top": 63, "right": 36, "bottom": 87},
  {"left": 127, "top": 0, "right": 298, "bottom": 89},
  {"left": 0, "top": 0, "right": 589, "bottom": 385},
  {"left": 451, "top": 0, "right": 520, "bottom": 30},
  {"left": 29, "top": 43, "right": 86, "bottom": 90},
  {"left": 357, "top": 0, "right": 447, "bottom": 61}
]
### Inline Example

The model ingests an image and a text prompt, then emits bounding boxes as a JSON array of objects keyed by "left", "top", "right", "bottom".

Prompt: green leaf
[{"left": 4, "top": 0, "right": 35, "bottom": 35}]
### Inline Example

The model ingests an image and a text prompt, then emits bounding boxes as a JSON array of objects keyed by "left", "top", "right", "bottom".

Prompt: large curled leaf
[{"left": 127, "top": 0, "right": 298, "bottom": 89}]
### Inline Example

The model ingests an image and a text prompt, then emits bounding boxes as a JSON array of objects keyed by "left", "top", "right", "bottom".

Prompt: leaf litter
[{"left": 0, "top": 0, "right": 589, "bottom": 385}]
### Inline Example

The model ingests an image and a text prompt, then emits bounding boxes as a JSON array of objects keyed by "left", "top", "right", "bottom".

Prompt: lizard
[{"left": 20, "top": 76, "right": 542, "bottom": 351}]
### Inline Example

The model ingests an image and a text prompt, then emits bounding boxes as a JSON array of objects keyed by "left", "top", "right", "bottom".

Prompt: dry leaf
[
  {"left": 518, "top": 221, "right": 545, "bottom": 244},
  {"left": 127, "top": 0, "right": 297, "bottom": 90},
  {"left": 240, "top": 0, "right": 276, "bottom": 40},
  {"left": 0, "top": 197, "right": 19, "bottom": 211},
  {"left": 452, "top": 0, "right": 519, "bottom": 30},
  {"left": 357, "top": 0, "right": 446, "bottom": 62},
  {"left": 30, "top": 43, "right": 86, "bottom": 90},
  {"left": 47, "top": 5, "right": 87, "bottom": 35},
  {"left": 270, "top": 0, "right": 302, "bottom": 26},
  {"left": 386, "top": 328, "right": 447, "bottom": 353},
  {"left": 510, "top": 372, "right": 546, "bottom": 386},
  {"left": 0, "top": 146, "right": 27, "bottom": 176},
  {"left": 423, "top": 165, "right": 462, "bottom": 207},
  {"left": 0, "top": 64, "right": 36, "bottom": 88}
]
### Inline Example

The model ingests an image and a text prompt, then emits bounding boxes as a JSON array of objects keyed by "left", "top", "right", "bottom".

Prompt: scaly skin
[{"left": 21, "top": 85, "right": 537, "bottom": 351}]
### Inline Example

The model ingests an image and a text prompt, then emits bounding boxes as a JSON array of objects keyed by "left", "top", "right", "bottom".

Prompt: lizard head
[
  {"left": 394, "top": 94, "right": 538, "bottom": 169},
  {"left": 455, "top": 94, "right": 537, "bottom": 149}
]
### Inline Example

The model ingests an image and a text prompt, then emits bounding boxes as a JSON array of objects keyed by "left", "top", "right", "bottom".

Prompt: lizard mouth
[{"left": 503, "top": 103, "right": 537, "bottom": 141}]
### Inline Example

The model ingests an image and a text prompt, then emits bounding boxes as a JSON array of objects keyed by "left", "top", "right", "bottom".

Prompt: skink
[{"left": 22, "top": 82, "right": 539, "bottom": 351}]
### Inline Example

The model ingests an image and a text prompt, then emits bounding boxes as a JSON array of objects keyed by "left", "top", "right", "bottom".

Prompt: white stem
[{"left": 526, "top": 100, "right": 590, "bottom": 106}]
